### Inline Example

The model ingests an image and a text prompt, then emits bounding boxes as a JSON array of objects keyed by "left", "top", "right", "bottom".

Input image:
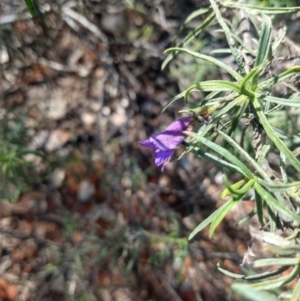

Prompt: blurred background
[{"left": 0, "top": 0, "right": 299, "bottom": 300}]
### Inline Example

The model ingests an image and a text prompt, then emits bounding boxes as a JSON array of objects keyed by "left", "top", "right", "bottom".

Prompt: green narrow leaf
[
  {"left": 217, "top": 265, "right": 244, "bottom": 279},
  {"left": 258, "top": 179, "right": 300, "bottom": 192},
  {"left": 221, "top": 179, "right": 246, "bottom": 198},
  {"left": 254, "top": 258, "right": 300, "bottom": 267},
  {"left": 255, "top": 189, "right": 265, "bottom": 226},
  {"left": 218, "top": 264, "right": 290, "bottom": 281},
  {"left": 209, "top": 196, "right": 240, "bottom": 238},
  {"left": 257, "top": 145, "right": 270, "bottom": 166},
  {"left": 280, "top": 152, "right": 287, "bottom": 184},
  {"left": 191, "top": 146, "right": 247, "bottom": 175},
  {"left": 240, "top": 65, "right": 264, "bottom": 91},
  {"left": 181, "top": 11, "right": 215, "bottom": 46},
  {"left": 251, "top": 264, "right": 300, "bottom": 290},
  {"left": 265, "top": 245, "right": 300, "bottom": 256},
  {"left": 223, "top": 178, "right": 255, "bottom": 196},
  {"left": 162, "top": 11, "right": 215, "bottom": 69},
  {"left": 187, "top": 132, "right": 253, "bottom": 178},
  {"left": 290, "top": 278, "right": 300, "bottom": 301},
  {"left": 255, "top": 15, "right": 272, "bottom": 67},
  {"left": 268, "top": 206, "right": 277, "bottom": 233},
  {"left": 272, "top": 26, "right": 287, "bottom": 54},
  {"left": 189, "top": 204, "right": 222, "bottom": 240},
  {"left": 223, "top": 3, "right": 300, "bottom": 14},
  {"left": 210, "top": 49, "right": 232, "bottom": 55},
  {"left": 217, "top": 130, "right": 271, "bottom": 182},
  {"left": 232, "top": 284, "right": 278, "bottom": 301},
  {"left": 236, "top": 208, "right": 256, "bottom": 226},
  {"left": 213, "top": 96, "right": 244, "bottom": 120},
  {"left": 258, "top": 94, "right": 300, "bottom": 107},
  {"left": 251, "top": 275, "right": 290, "bottom": 290},
  {"left": 258, "top": 66, "right": 300, "bottom": 89},
  {"left": 190, "top": 96, "right": 244, "bottom": 147},
  {"left": 24, "top": 0, "right": 36, "bottom": 17},
  {"left": 251, "top": 229, "right": 294, "bottom": 247},
  {"left": 254, "top": 182, "right": 300, "bottom": 223},
  {"left": 228, "top": 99, "right": 249, "bottom": 137},
  {"left": 209, "top": 0, "right": 245, "bottom": 75},
  {"left": 163, "top": 89, "right": 189, "bottom": 111},
  {"left": 184, "top": 80, "right": 240, "bottom": 102},
  {"left": 181, "top": 8, "right": 210, "bottom": 27},
  {"left": 165, "top": 47, "right": 242, "bottom": 80},
  {"left": 206, "top": 92, "right": 239, "bottom": 105},
  {"left": 229, "top": 32, "right": 257, "bottom": 57},
  {"left": 252, "top": 96, "right": 300, "bottom": 173}
]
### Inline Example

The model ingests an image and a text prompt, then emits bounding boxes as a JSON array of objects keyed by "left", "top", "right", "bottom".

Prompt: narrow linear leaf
[
  {"left": 206, "top": 92, "right": 239, "bottom": 106},
  {"left": 291, "top": 278, "right": 300, "bottom": 301},
  {"left": 240, "top": 65, "right": 264, "bottom": 91},
  {"left": 280, "top": 152, "right": 287, "bottom": 184},
  {"left": 187, "top": 132, "right": 253, "bottom": 178},
  {"left": 258, "top": 94, "right": 300, "bottom": 107},
  {"left": 272, "top": 26, "right": 287, "bottom": 54},
  {"left": 24, "top": 0, "right": 36, "bottom": 16},
  {"left": 236, "top": 208, "right": 256, "bottom": 226},
  {"left": 191, "top": 146, "right": 247, "bottom": 176},
  {"left": 182, "top": 11, "right": 215, "bottom": 45},
  {"left": 204, "top": 91, "right": 222, "bottom": 101},
  {"left": 232, "top": 284, "right": 278, "bottom": 301},
  {"left": 213, "top": 96, "right": 245, "bottom": 120},
  {"left": 162, "top": 11, "right": 215, "bottom": 69},
  {"left": 163, "top": 89, "right": 189, "bottom": 111},
  {"left": 210, "top": 49, "right": 232, "bottom": 55},
  {"left": 257, "top": 145, "right": 270, "bottom": 166},
  {"left": 221, "top": 179, "right": 246, "bottom": 198},
  {"left": 192, "top": 96, "right": 244, "bottom": 144},
  {"left": 254, "top": 258, "right": 300, "bottom": 268},
  {"left": 230, "top": 32, "right": 257, "bottom": 57},
  {"left": 254, "top": 182, "right": 300, "bottom": 223},
  {"left": 255, "top": 14, "right": 272, "bottom": 67},
  {"left": 218, "top": 264, "right": 290, "bottom": 281},
  {"left": 259, "top": 66, "right": 300, "bottom": 89},
  {"left": 223, "top": 178, "right": 255, "bottom": 196},
  {"left": 217, "top": 130, "right": 271, "bottom": 182},
  {"left": 181, "top": 8, "right": 210, "bottom": 27},
  {"left": 265, "top": 245, "right": 300, "bottom": 256},
  {"left": 253, "top": 96, "right": 300, "bottom": 173},
  {"left": 255, "top": 190, "right": 265, "bottom": 226},
  {"left": 223, "top": 3, "right": 300, "bottom": 14},
  {"left": 268, "top": 207, "right": 277, "bottom": 233},
  {"left": 165, "top": 47, "right": 242, "bottom": 80},
  {"left": 250, "top": 228, "right": 294, "bottom": 247},
  {"left": 184, "top": 80, "right": 240, "bottom": 102},
  {"left": 189, "top": 204, "right": 222, "bottom": 240},
  {"left": 209, "top": 196, "right": 240, "bottom": 238},
  {"left": 258, "top": 179, "right": 300, "bottom": 192},
  {"left": 252, "top": 265, "right": 300, "bottom": 290},
  {"left": 217, "top": 265, "right": 244, "bottom": 279},
  {"left": 251, "top": 275, "right": 290, "bottom": 290},
  {"left": 210, "top": 0, "right": 245, "bottom": 75}
]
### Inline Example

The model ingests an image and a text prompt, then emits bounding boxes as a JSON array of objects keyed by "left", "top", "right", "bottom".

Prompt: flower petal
[
  {"left": 150, "top": 117, "right": 193, "bottom": 150},
  {"left": 154, "top": 149, "right": 174, "bottom": 170},
  {"left": 138, "top": 139, "right": 156, "bottom": 149}
]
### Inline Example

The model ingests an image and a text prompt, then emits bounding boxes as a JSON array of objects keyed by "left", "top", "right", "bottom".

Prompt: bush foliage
[
  {"left": 163, "top": 1, "right": 300, "bottom": 300},
  {"left": 20, "top": 0, "right": 300, "bottom": 299}
]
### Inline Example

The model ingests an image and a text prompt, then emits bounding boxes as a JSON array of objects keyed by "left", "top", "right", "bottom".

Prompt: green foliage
[
  {"left": 0, "top": 110, "right": 44, "bottom": 201},
  {"left": 164, "top": 0, "right": 300, "bottom": 298},
  {"left": 24, "top": 0, "right": 36, "bottom": 17}
]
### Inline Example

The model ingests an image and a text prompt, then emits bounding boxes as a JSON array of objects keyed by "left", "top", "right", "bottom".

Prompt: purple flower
[{"left": 139, "top": 116, "right": 194, "bottom": 171}]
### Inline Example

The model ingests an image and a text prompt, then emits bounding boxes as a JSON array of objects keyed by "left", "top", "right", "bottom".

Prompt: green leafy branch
[{"left": 164, "top": 0, "right": 300, "bottom": 298}]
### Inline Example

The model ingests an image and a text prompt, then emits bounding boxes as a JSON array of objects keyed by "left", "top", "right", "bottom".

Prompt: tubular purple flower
[{"left": 139, "top": 116, "right": 194, "bottom": 171}]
